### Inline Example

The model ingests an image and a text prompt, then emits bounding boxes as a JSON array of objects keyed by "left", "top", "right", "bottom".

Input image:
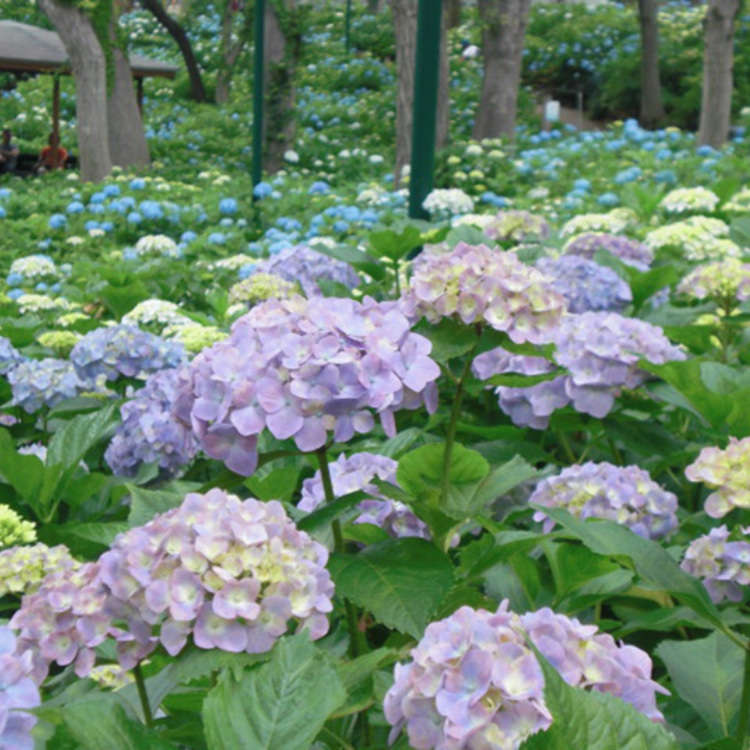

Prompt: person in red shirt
[{"left": 34, "top": 132, "right": 68, "bottom": 173}]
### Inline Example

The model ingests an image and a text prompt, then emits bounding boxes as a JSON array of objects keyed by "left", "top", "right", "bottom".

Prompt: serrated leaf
[
  {"left": 369, "top": 225, "right": 422, "bottom": 261},
  {"left": 202, "top": 633, "right": 346, "bottom": 750},
  {"left": 296, "top": 490, "right": 367, "bottom": 532},
  {"left": 127, "top": 482, "right": 202, "bottom": 526},
  {"left": 62, "top": 696, "right": 177, "bottom": 750},
  {"left": 656, "top": 632, "right": 743, "bottom": 737},
  {"left": 521, "top": 650, "right": 679, "bottom": 750},
  {"left": 46, "top": 401, "right": 118, "bottom": 469},
  {"left": 328, "top": 538, "right": 454, "bottom": 638},
  {"left": 414, "top": 318, "right": 479, "bottom": 363}
]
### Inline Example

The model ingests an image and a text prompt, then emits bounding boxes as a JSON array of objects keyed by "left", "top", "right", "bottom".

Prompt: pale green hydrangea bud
[
  {"left": 58, "top": 312, "right": 90, "bottom": 328},
  {"left": 0, "top": 542, "right": 79, "bottom": 596},
  {"left": 228, "top": 273, "right": 299, "bottom": 306},
  {"left": 686, "top": 437, "right": 750, "bottom": 518},
  {"left": 211, "top": 254, "right": 259, "bottom": 271},
  {"left": 645, "top": 217, "right": 739, "bottom": 261},
  {"left": 88, "top": 664, "right": 135, "bottom": 690},
  {"left": 163, "top": 323, "right": 227, "bottom": 353},
  {"left": 17, "top": 294, "right": 73, "bottom": 314},
  {"left": 677, "top": 258, "right": 750, "bottom": 303},
  {"left": 0, "top": 504, "right": 36, "bottom": 548},
  {"left": 122, "top": 299, "right": 192, "bottom": 331},
  {"left": 659, "top": 187, "right": 719, "bottom": 215},
  {"left": 37, "top": 330, "right": 82, "bottom": 356},
  {"left": 723, "top": 187, "right": 750, "bottom": 214},
  {"left": 561, "top": 208, "right": 637, "bottom": 236}
]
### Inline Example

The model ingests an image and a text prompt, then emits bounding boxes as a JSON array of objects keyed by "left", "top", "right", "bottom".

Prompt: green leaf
[
  {"left": 296, "top": 490, "right": 368, "bottom": 532},
  {"left": 46, "top": 402, "right": 119, "bottom": 469},
  {"left": 369, "top": 225, "right": 423, "bottom": 261},
  {"left": 656, "top": 632, "right": 744, "bottom": 737},
  {"left": 538, "top": 508, "right": 726, "bottom": 634},
  {"left": 127, "top": 482, "right": 202, "bottom": 526},
  {"left": 245, "top": 466, "right": 301, "bottom": 502},
  {"left": 53, "top": 521, "right": 130, "bottom": 547},
  {"left": 202, "top": 633, "right": 346, "bottom": 750},
  {"left": 312, "top": 243, "right": 385, "bottom": 281},
  {"left": 730, "top": 216, "right": 750, "bottom": 246},
  {"left": 487, "top": 369, "right": 566, "bottom": 387},
  {"left": 521, "top": 650, "right": 679, "bottom": 750},
  {"left": 62, "top": 696, "right": 177, "bottom": 750},
  {"left": 0, "top": 428, "right": 43, "bottom": 503},
  {"left": 414, "top": 318, "right": 479, "bottom": 363},
  {"left": 328, "top": 538, "right": 454, "bottom": 638}
]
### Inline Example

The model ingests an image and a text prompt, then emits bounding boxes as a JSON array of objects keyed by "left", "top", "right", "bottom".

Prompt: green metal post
[
  {"left": 252, "top": 0, "right": 265, "bottom": 197},
  {"left": 408, "top": 0, "right": 443, "bottom": 221},
  {"left": 345, "top": 0, "right": 352, "bottom": 53}
]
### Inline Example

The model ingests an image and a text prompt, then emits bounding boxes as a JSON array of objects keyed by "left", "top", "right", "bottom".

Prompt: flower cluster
[
  {"left": 475, "top": 312, "right": 685, "bottom": 427},
  {"left": 723, "top": 187, "right": 750, "bottom": 214},
  {"left": 681, "top": 525, "right": 750, "bottom": 603},
  {"left": 70, "top": 325, "right": 186, "bottom": 382},
  {"left": 256, "top": 245, "right": 360, "bottom": 297},
  {"left": 8, "top": 254, "right": 59, "bottom": 283},
  {"left": 228, "top": 273, "right": 299, "bottom": 308},
  {"left": 529, "top": 462, "right": 678, "bottom": 539},
  {"left": 0, "top": 505, "right": 36, "bottom": 549},
  {"left": 384, "top": 601, "right": 667, "bottom": 749},
  {"left": 384, "top": 603, "right": 552, "bottom": 750},
  {"left": 209, "top": 253, "right": 258, "bottom": 272},
  {"left": 0, "top": 543, "right": 79, "bottom": 597},
  {"left": 0, "top": 626, "right": 41, "bottom": 750},
  {"left": 685, "top": 437, "right": 750, "bottom": 518},
  {"left": 519, "top": 608, "right": 667, "bottom": 722},
  {"left": 105, "top": 368, "right": 198, "bottom": 477},
  {"left": 7, "top": 358, "right": 89, "bottom": 412},
  {"left": 402, "top": 242, "right": 565, "bottom": 344},
  {"left": 16, "top": 293, "right": 73, "bottom": 314},
  {"left": 563, "top": 233, "right": 653, "bottom": 270},
  {"left": 163, "top": 323, "right": 227, "bottom": 353},
  {"left": 535, "top": 255, "right": 632, "bottom": 313},
  {"left": 645, "top": 217, "right": 739, "bottom": 261},
  {"left": 423, "top": 188, "right": 475, "bottom": 218},
  {"left": 132, "top": 234, "right": 180, "bottom": 258},
  {"left": 122, "top": 299, "right": 192, "bottom": 331},
  {"left": 299, "top": 452, "right": 429, "bottom": 539},
  {"left": 12, "top": 490, "right": 334, "bottom": 681},
  {"left": 676, "top": 258, "right": 750, "bottom": 303},
  {"left": 560, "top": 208, "right": 636, "bottom": 237},
  {"left": 483, "top": 209, "right": 550, "bottom": 243},
  {"left": 0, "top": 336, "right": 25, "bottom": 375},
  {"left": 659, "top": 186, "right": 719, "bottom": 215},
  {"left": 37, "top": 330, "right": 81, "bottom": 356},
  {"left": 175, "top": 295, "right": 439, "bottom": 475}
]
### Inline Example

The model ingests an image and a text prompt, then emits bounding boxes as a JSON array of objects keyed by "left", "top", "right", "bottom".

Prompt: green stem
[
  {"left": 315, "top": 447, "right": 366, "bottom": 657},
  {"left": 133, "top": 662, "right": 153, "bottom": 728},
  {"left": 556, "top": 431, "right": 577, "bottom": 465},
  {"left": 439, "top": 349, "right": 475, "bottom": 507},
  {"left": 737, "top": 646, "right": 750, "bottom": 748}
]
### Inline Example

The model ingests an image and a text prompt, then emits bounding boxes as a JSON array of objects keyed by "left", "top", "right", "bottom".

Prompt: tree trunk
[
  {"left": 139, "top": 0, "right": 207, "bottom": 102},
  {"left": 391, "top": 0, "right": 449, "bottom": 185},
  {"left": 473, "top": 0, "right": 531, "bottom": 140},
  {"left": 698, "top": 0, "right": 740, "bottom": 147},
  {"left": 215, "top": 0, "right": 253, "bottom": 104},
  {"left": 264, "top": 0, "right": 299, "bottom": 173},
  {"left": 637, "top": 0, "right": 664, "bottom": 128},
  {"left": 38, "top": 0, "right": 112, "bottom": 181},
  {"left": 107, "top": 46, "right": 151, "bottom": 167},
  {"left": 446, "top": 0, "right": 461, "bottom": 28}
]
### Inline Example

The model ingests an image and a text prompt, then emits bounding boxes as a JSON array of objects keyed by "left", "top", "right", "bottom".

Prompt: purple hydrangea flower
[
  {"left": 70, "top": 325, "right": 186, "bottom": 382},
  {"left": 402, "top": 242, "right": 565, "bottom": 345},
  {"left": 535, "top": 255, "right": 632, "bottom": 313},
  {"left": 474, "top": 312, "right": 685, "bottom": 428},
  {"left": 0, "top": 336, "right": 26, "bottom": 375},
  {"left": 520, "top": 608, "right": 668, "bottom": 722},
  {"left": 384, "top": 602, "right": 552, "bottom": 750},
  {"left": 563, "top": 233, "right": 653, "bottom": 270},
  {"left": 104, "top": 368, "right": 198, "bottom": 477},
  {"left": 256, "top": 244, "right": 360, "bottom": 297},
  {"left": 11, "top": 489, "right": 334, "bottom": 679},
  {"left": 529, "top": 462, "right": 679, "bottom": 539},
  {"left": 681, "top": 525, "right": 750, "bottom": 603},
  {"left": 174, "top": 296, "right": 440, "bottom": 476},
  {"left": 7, "top": 358, "right": 89, "bottom": 413},
  {"left": 0, "top": 626, "right": 41, "bottom": 750},
  {"left": 299, "top": 452, "right": 429, "bottom": 539}
]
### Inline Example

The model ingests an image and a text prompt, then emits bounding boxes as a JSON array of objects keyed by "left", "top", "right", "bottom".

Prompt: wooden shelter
[{"left": 0, "top": 20, "right": 178, "bottom": 142}]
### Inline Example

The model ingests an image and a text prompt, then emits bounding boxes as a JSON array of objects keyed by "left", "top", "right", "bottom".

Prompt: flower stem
[
  {"left": 736, "top": 646, "right": 750, "bottom": 748},
  {"left": 133, "top": 662, "right": 153, "bottom": 728},
  {"left": 316, "top": 447, "right": 366, "bottom": 657},
  {"left": 439, "top": 350, "right": 475, "bottom": 508}
]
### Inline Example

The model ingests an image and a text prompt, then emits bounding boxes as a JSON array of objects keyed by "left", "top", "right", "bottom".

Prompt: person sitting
[
  {"left": 34, "top": 132, "right": 68, "bottom": 174},
  {"left": 0, "top": 129, "right": 19, "bottom": 174}
]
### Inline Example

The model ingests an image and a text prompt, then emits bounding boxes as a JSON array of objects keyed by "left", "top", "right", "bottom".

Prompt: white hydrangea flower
[{"left": 659, "top": 187, "right": 719, "bottom": 215}]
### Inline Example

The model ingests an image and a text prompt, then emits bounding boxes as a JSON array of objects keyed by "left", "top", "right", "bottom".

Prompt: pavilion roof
[{"left": 0, "top": 20, "right": 178, "bottom": 78}]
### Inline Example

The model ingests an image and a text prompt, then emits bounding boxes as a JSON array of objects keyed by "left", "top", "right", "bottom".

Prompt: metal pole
[
  {"left": 408, "top": 0, "right": 443, "bottom": 221},
  {"left": 252, "top": 0, "right": 265, "bottom": 196},
  {"left": 345, "top": 0, "right": 352, "bottom": 53}
]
